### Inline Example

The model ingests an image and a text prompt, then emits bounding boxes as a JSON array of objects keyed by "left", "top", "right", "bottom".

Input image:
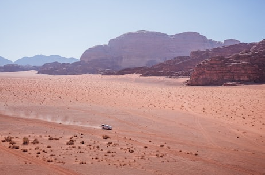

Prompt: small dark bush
[
  {"left": 22, "top": 149, "right": 28, "bottom": 152},
  {"left": 129, "top": 149, "right": 134, "bottom": 153},
  {"left": 102, "top": 135, "right": 110, "bottom": 139},
  {"left": 32, "top": 138, "right": 39, "bottom": 144},
  {"left": 23, "top": 137, "right": 29, "bottom": 145},
  {"left": 11, "top": 145, "right": 20, "bottom": 149},
  {"left": 66, "top": 139, "right": 74, "bottom": 145}
]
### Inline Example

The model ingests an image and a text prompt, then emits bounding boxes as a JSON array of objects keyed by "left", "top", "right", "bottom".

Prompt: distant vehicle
[{"left": 101, "top": 124, "right": 112, "bottom": 130}]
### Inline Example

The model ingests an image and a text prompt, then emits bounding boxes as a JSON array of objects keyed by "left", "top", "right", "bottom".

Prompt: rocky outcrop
[
  {"left": 0, "top": 64, "right": 39, "bottom": 72},
  {"left": 14, "top": 55, "right": 78, "bottom": 66},
  {"left": 0, "top": 56, "right": 13, "bottom": 66},
  {"left": 38, "top": 60, "right": 121, "bottom": 75},
  {"left": 81, "top": 30, "right": 239, "bottom": 68},
  {"left": 112, "top": 43, "right": 254, "bottom": 77},
  {"left": 188, "top": 40, "right": 265, "bottom": 85}
]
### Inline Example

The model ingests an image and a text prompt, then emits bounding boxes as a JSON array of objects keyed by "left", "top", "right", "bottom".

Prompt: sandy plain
[{"left": 0, "top": 71, "right": 264, "bottom": 175}]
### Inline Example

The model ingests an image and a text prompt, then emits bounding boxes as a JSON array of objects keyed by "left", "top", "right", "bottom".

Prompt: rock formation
[
  {"left": 81, "top": 30, "right": 240, "bottom": 68},
  {"left": 0, "top": 56, "right": 13, "bottom": 66},
  {"left": 0, "top": 64, "right": 39, "bottom": 72},
  {"left": 188, "top": 40, "right": 265, "bottom": 85},
  {"left": 14, "top": 55, "right": 78, "bottom": 66},
  {"left": 112, "top": 43, "right": 254, "bottom": 77},
  {"left": 37, "top": 60, "right": 121, "bottom": 75}
]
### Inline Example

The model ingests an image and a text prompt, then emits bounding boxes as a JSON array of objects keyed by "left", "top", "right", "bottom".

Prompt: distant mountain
[
  {"left": 0, "top": 56, "right": 13, "bottom": 66},
  {"left": 81, "top": 30, "right": 240, "bottom": 68},
  {"left": 14, "top": 55, "right": 79, "bottom": 66}
]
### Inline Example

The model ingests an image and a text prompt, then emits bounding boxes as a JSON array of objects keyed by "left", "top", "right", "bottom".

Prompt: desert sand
[{"left": 0, "top": 71, "right": 264, "bottom": 175}]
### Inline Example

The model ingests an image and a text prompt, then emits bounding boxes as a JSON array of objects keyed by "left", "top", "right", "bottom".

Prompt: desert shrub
[
  {"left": 47, "top": 145, "right": 51, "bottom": 148},
  {"left": 129, "top": 149, "right": 134, "bottom": 153},
  {"left": 3, "top": 136, "right": 13, "bottom": 142},
  {"left": 48, "top": 137, "right": 59, "bottom": 140},
  {"left": 102, "top": 135, "right": 110, "bottom": 139},
  {"left": 32, "top": 138, "right": 39, "bottom": 144},
  {"left": 66, "top": 139, "right": 74, "bottom": 145},
  {"left": 10, "top": 145, "right": 20, "bottom": 149},
  {"left": 23, "top": 137, "right": 29, "bottom": 145},
  {"left": 80, "top": 141, "right": 85, "bottom": 144},
  {"left": 9, "top": 140, "right": 16, "bottom": 145},
  {"left": 22, "top": 149, "right": 28, "bottom": 152}
]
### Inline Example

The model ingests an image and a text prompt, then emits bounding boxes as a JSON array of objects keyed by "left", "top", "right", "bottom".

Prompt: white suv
[{"left": 101, "top": 124, "right": 112, "bottom": 130}]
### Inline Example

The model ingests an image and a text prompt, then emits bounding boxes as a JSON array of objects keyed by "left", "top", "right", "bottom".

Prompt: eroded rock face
[
  {"left": 112, "top": 43, "right": 254, "bottom": 77},
  {"left": 188, "top": 40, "right": 265, "bottom": 86},
  {"left": 81, "top": 30, "right": 239, "bottom": 68}
]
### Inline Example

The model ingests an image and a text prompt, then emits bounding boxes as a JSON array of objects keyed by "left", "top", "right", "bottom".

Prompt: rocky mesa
[
  {"left": 188, "top": 39, "right": 265, "bottom": 85},
  {"left": 81, "top": 30, "right": 239, "bottom": 68}
]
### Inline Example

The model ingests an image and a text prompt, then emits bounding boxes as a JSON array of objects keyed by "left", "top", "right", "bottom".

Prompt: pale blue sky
[{"left": 0, "top": 0, "right": 264, "bottom": 61}]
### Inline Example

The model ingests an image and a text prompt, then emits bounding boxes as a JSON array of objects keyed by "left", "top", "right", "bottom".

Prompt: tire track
[{"left": 182, "top": 101, "right": 220, "bottom": 148}]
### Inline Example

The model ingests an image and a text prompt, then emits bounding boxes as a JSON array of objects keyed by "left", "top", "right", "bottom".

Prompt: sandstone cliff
[
  {"left": 81, "top": 30, "right": 239, "bottom": 68},
  {"left": 188, "top": 40, "right": 265, "bottom": 85},
  {"left": 112, "top": 43, "right": 254, "bottom": 77}
]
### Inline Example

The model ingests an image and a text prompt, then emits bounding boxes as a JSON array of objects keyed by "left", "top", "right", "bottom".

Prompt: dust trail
[{"left": 0, "top": 108, "right": 100, "bottom": 129}]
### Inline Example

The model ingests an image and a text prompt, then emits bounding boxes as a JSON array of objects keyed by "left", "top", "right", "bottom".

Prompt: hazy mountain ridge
[
  {"left": 0, "top": 56, "right": 13, "bottom": 66},
  {"left": 14, "top": 55, "right": 78, "bottom": 66}
]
